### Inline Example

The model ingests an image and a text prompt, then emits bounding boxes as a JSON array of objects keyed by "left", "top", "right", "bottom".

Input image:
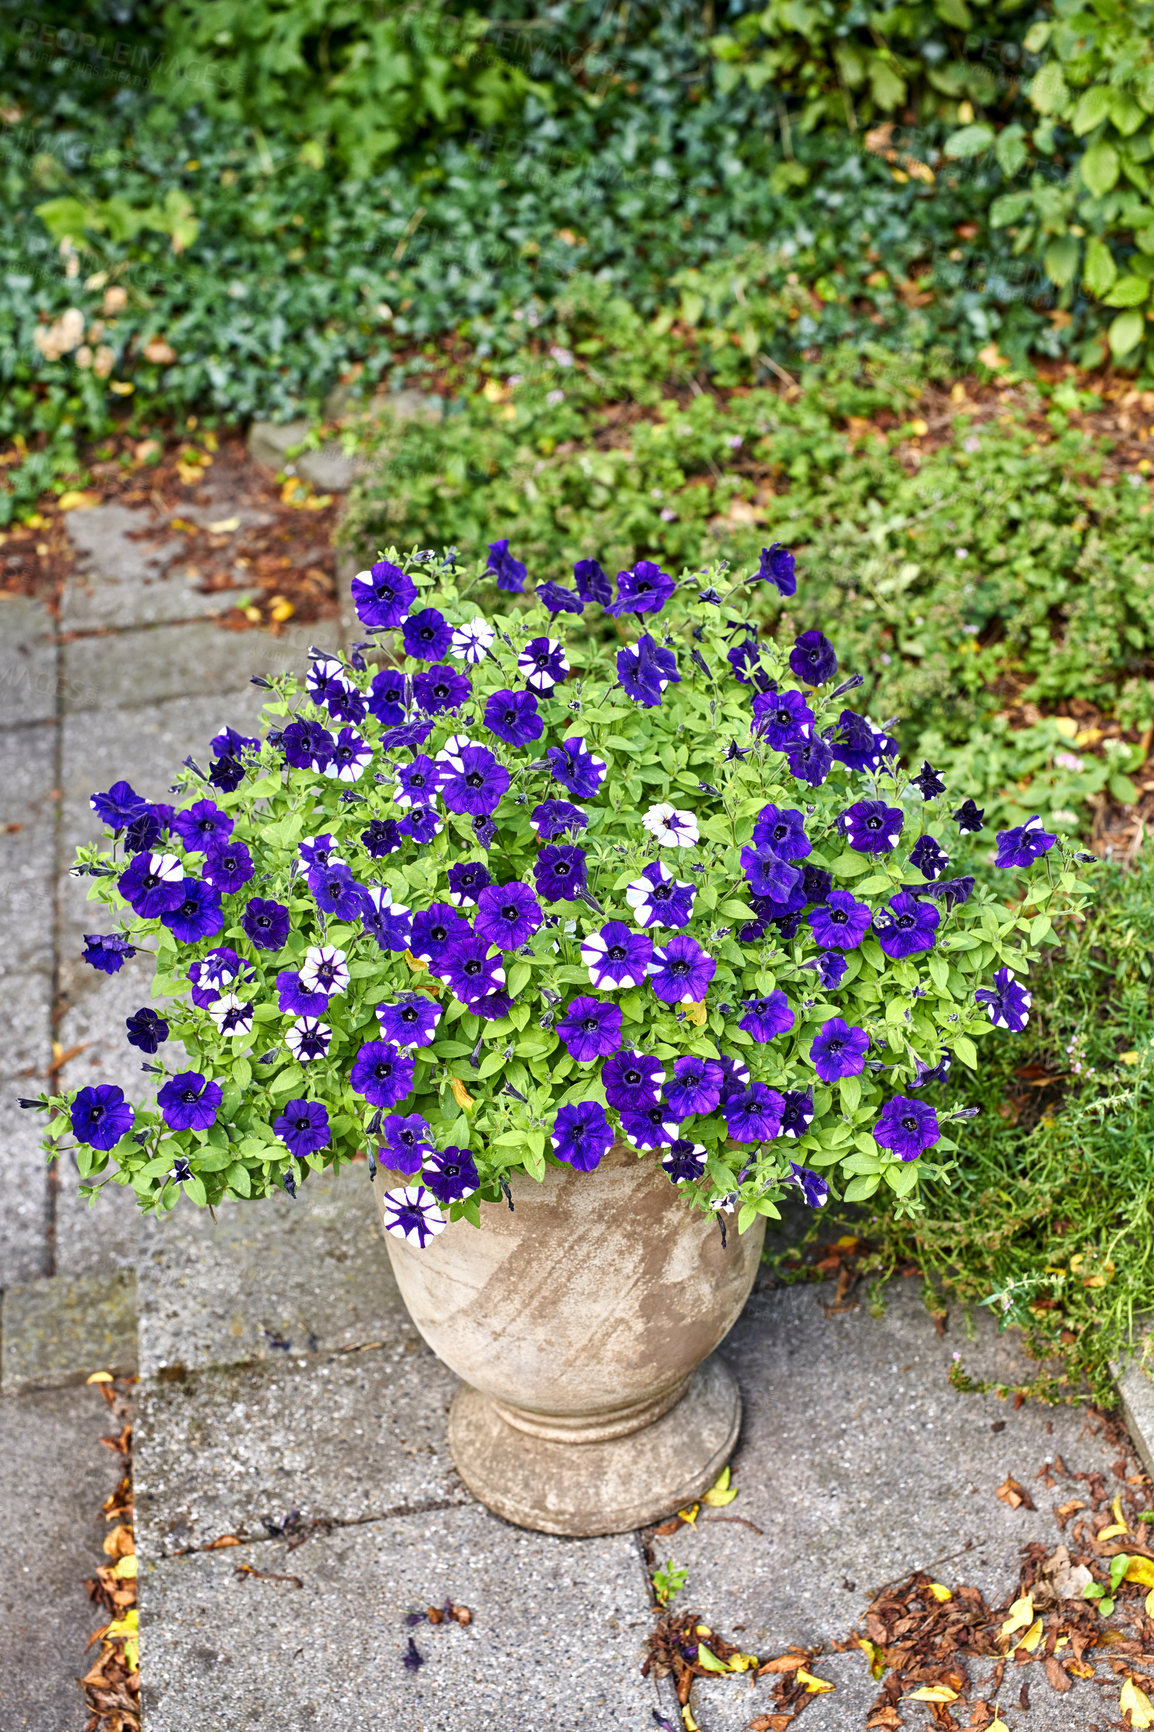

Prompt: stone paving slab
[
  {"left": 0, "top": 1383, "right": 125, "bottom": 1731},
  {"left": 0, "top": 1087, "right": 50, "bottom": 1287},
  {"left": 0, "top": 594, "right": 56, "bottom": 727},
  {"left": 0, "top": 725, "right": 56, "bottom": 1076},
  {"left": 1, "top": 1267, "right": 137, "bottom": 1394},
  {"left": 62, "top": 617, "right": 333, "bottom": 713},
  {"left": 135, "top": 1339, "right": 466, "bottom": 1557},
  {"left": 137, "top": 1168, "right": 410, "bottom": 1377},
  {"left": 139, "top": 1505, "right": 660, "bottom": 1732},
  {"left": 61, "top": 502, "right": 221, "bottom": 630},
  {"left": 54, "top": 1151, "right": 143, "bottom": 1279}
]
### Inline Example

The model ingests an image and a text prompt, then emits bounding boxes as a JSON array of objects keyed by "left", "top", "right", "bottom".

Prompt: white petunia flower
[
  {"left": 641, "top": 803, "right": 700, "bottom": 847},
  {"left": 449, "top": 620, "right": 495, "bottom": 665}
]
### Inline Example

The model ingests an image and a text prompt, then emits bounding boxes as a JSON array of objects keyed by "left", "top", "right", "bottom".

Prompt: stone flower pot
[{"left": 373, "top": 1143, "right": 765, "bottom": 1537}]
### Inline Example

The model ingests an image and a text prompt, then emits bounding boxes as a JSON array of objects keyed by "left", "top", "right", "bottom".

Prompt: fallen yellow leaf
[
  {"left": 1098, "top": 1523, "right": 1129, "bottom": 1540},
  {"left": 1015, "top": 1618, "right": 1043, "bottom": 1653},
  {"left": 404, "top": 949, "right": 429, "bottom": 973},
  {"left": 208, "top": 515, "right": 241, "bottom": 533},
  {"left": 1120, "top": 1051, "right": 1140, "bottom": 1065},
  {"left": 694, "top": 1645, "right": 729, "bottom": 1673},
  {"left": 268, "top": 598, "right": 295, "bottom": 623},
  {"left": 86, "top": 1371, "right": 114, "bottom": 1385},
  {"left": 681, "top": 1707, "right": 700, "bottom": 1732},
  {"left": 927, "top": 1583, "right": 953, "bottom": 1602},
  {"left": 111, "top": 1554, "right": 138, "bottom": 1579},
  {"left": 677, "top": 1503, "right": 700, "bottom": 1526},
  {"left": 1147, "top": 1586, "right": 1154, "bottom": 1619},
  {"left": 1053, "top": 716, "right": 1079, "bottom": 739},
  {"left": 857, "top": 1637, "right": 886, "bottom": 1680},
  {"left": 1067, "top": 1659, "right": 1096, "bottom": 1679},
  {"left": 989, "top": 1722, "right": 1010, "bottom": 1732},
  {"left": 57, "top": 489, "right": 100, "bottom": 510},
  {"left": 1121, "top": 1677, "right": 1154, "bottom": 1728},
  {"left": 999, "top": 1593, "right": 1034, "bottom": 1640},
  {"left": 1125, "top": 1559, "right": 1154, "bottom": 1589},
  {"left": 105, "top": 1609, "right": 138, "bottom": 1639},
  {"left": 727, "top": 1653, "right": 758, "bottom": 1672},
  {"left": 796, "top": 1669, "right": 834, "bottom": 1694},
  {"left": 910, "top": 417, "right": 929, "bottom": 436},
  {"left": 109, "top": 380, "right": 134, "bottom": 395},
  {"left": 703, "top": 1466, "right": 738, "bottom": 1506}
]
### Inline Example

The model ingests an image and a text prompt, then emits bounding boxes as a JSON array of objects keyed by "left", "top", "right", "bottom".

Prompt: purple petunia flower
[
  {"left": 908, "top": 1050, "right": 952, "bottom": 1089},
  {"left": 581, "top": 921, "right": 653, "bottom": 990},
  {"left": 537, "top": 581, "right": 584, "bottom": 616},
  {"left": 308, "top": 863, "right": 367, "bottom": 921},
  {"left": 739, "top": 990, "right": 795, "bottom": 1044},
  {"left": 789, "top": 630, "right": 837, "bottom": 685},
  {"left": 826, "top": 710, "right": 893, "bottom": 774},
  {"left": 810, "top": 1018, "right": 870, "bottom": 1082},
  {"left": 208, "top": 726, "right": 258, "bottom": 793},
  {"left": 602, "top": 1050, "right": 665, "bottom": 1113},
  {"left": 624, "top": 860, "right": 696, "bottom": 929},
  {"left": 377, "top": 996, "right": 443, "bottom": 1048},
  {"left": 275, "top": 1098, "right": 331, "bottom": 1158},
  {"left": 441, "top": 934, "right": 507, "bottom": 1006},
  {"left": 474, "top": 882, "right": 542, "bottom": 949},
  {"left": 362, "top": 818, "right": 402, "bottom": 858},
  {"left": 125, "top": 1007, "right": 168, "bottom": 1052},
  {"left": 325, "top": 727, "right": 372, "bottom": 783},
  {"left": 717, "top": 1052, "right": 751, "bottom": 1102},
  {"left": 119, "top": 852, "right": 184, "bottom": 918},
  {"left": 83, "top": 933, "right": 136, "bottom": 975},
  {"left": 751, "top": 688, "right": 813, "bottom": 750},
  {"left": 91, "top": 780, "right": 148, "bottom": 830},
  {"left": 606, "top": 559, "right": 676, "bottom": 618},
  {"left": 483, "top": 688, "right": 543, "bottom": 747},
  {"left": 161, "top": 879, "right": 224, "bottom": 945},
  {"left": 203, "top": 837, "right": 254, "bottom": 895},
  {"left": 350, "top": 1040, "right": 416, "bottom": 1108},
  {"left": 242, "top": 897, "right": 290, "bottom": 951},
  {"left": 518, "top": 636, "right": 569, "bottom": 693},
  {"left": 362, "top": 886, "right": 412, "bottom": 953},
  {"left": 448, "top": 860, "right": 492, "bottom": 906},
  {"left": 780, "top": 1089, "right": 815, "bottom": 1138},
  {"left": 556, "top": 996, "right": 623, "bottom": 1062},
  {"left": 573, "top": 558, "right": 612, "bottom": 606},
  {"left": 807, "top": 890, "right": 871, "bottom": 950},
  {"left": 367, "top": 669, "right": 405, "bottom": 727},
  {"left": 840, "top": 799, "right": 904, "bottom": 854},
  {"left": 874, "top": 1095, "right": 939, "bottom": 1160},
  {"left": 617, "top": 635, "right": 680, "bottom": 707},
  {"left": 378, "top": 1114, "right": 435, "bottom": 1177},
  {"left": 975, "top": 967, "right": 1032, "bottom": 1032},
  {"left": 530, "top": 799, "right": 587, "bottom": 839},
  {"left": 403, "top": 608, "right": 453, "bottom": 661},
  {"left": 299, "top": 944, "right": 349, "bottom": 997},
  {"left": 422, "top": 1146, "right": 480, "bottom": 1205},
  {"left": 920, "top": 875, "right": 975, "bottom": 908},
  {"left": 648, "top": 934, "right": 715, "bottom": 1004},
  {"left": 552, "top": 1101, "right": 614, "bottom": 1171},
  {"left": 662, "top": 1140, "right": 707, "bottom": 1183},
  {"left": 400, "top": 803, "right": 443, "bottom": 844},
  {"left": 910, "top": 835, "right": 949, "bottom": 881},
  {"left": 123, "top": 809, "right": 163, "bottom": 853},
  {"left": 307, "top": 653, "right": 359, "bottom": 719},
  {"left": 350, "top": 560, "right": 418, "bottom": 629},
  {"left": 755, "top": 543, "right": 796, "bottom": 596},
  {"left": 285, "top": 1018, "right": 331, "bottom": 1063},
  {"left": 534, "top": 844, "right": 587, "bottom": 903},
  {"left": 741, "top": 845, "right": 802, "bottom": 903},
  {"left": 395, "top": 754, "right": 439, "bottom": 809},
  {"left": 436, "top": 740, "right": 510, "bottom": 817},
  {"left": 71, "top": 1083, "right": 134, "bottom": 1150},
  {"left": 413, "top": 664, "right": 472, "bottom": 716},
  {"left": 209, "top": 993, "right": 254, "bottom": 1038},
  {"left": 952, "top": 799, "right": 985, "bottom": 833},
  {"left": 873, "top": 891, "right": 940, "bottom": 959},
  {"left": 664, "top": 1054, "right": 724, "bottom": 1120},
  {"left": 409, "top": 904, "right": 470, "bottom": 969},
  {"left": 801, "top": 864, "right": 833, "bottom": 904},
  {"left": 281, "top": 718, "right": 334, "bottom": 772},
  {"left": 619, "top": 1102, "right": 680, "bottom": 1149},
  {"left": 727, "top": 637, "right": 771, "bottom": 688},
  {"left": 751, "top": 804, "right": 810, "bottom": 860},
  {"left": 383, "top": 725, "right": 438, "bottom": 761},
  {"left": 809, "top": 950, "right": 849, "bottom": 990},
  {"left": 724, "top": 1084, "right": 784, "bottom": 1143},
  {"left": 784, "top": 729, "right": 834, "bottom": 787},
  {"left": 188, "top": 946, "right": 252, "bottom": 1006},
  {"left": 158, "top": 1071, "right": 222, "bottom": 1132},
  {"left": 487, "top": 537, "right": 527, "bottom": 593},
  {"left": 787, "top": 1163, "right": 829, "bottom": 1208},
  {"left": 547, "top": 737, "right": 607, "bottom": 799},
  {"left": 380, "top": 1184, "right": 447, "bottom": 1246},
  {"left": 995, "top": 815, "right": 1056, "bottom": 870},
  {"left": 471, "top": 987, "right": 513, "bottom": 1020},
  {"left": 278, "top": 970, "right": 329, "bottom": 1016},
  {"left": 910, "top": 761, "right": 946, "bottom": 800},
  {"left": 172, "top": 799, "right": 233, "bottom": 852},
  {"left": 641, "top": 804, "right": 699, "bottom": 848}
]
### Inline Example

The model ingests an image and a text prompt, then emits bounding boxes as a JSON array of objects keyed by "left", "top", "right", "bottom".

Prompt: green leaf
[
  {"left": 1110, "top": 773, "right": 1139, "bottom": 804},
  {"left": 1083, "top": 235, "right": 1118, "bottom": 297},
  {"left": 506, "top": 961, "right": 532, "bottom": 998},
  {"left": 1029, "top": 63, "right": 1068, "bottom": 116},
  {"left": 954, "top": 1034, "right": 979, "bottom": 1069},
  {"left": 1044, "top": 235, "right": 1081, "bottom": 288},
  {"left": 1110, "top": 90, "right": 1146, "bottom": 137},
  {"left": 991, "top": 191, "right": 1030, "bottom": 228},
  {"left": 1081, "top": 141, "right": 1120, "bottom": 198},
  {"left": 944, "top": 124, "right": 995, "bottom": 160},
  {"left": 1109, "top": 309, "right": 1146, "bottom": 359},
  {"left": 737, "top": 1201, "right": 759, "bottom": 1235},
  {"left": 35, "top": 196, "right": 101, "bottom": 240},
  {"left": 994, "top": 125, "right": 1028, "bottom": 179},
  {"left": 1103, "top": 276, "right": 1151, "bottom": 308},
  {"left": 840, "top": 1073, "right": 861, "bottom": 1114},
  {"left": 928, "top": 953, "right": 950, "bottom": 992},
  {"left": 883, "top": 1162, "right": 919, "bottom": 1196},
  {"left": 868, "top": 56, "right": 906, "bottom": 111},
  {"left": 1072, "top": 86, "right": 1112, "bottom": 138},
  {"left": 843, "top": 1174, "right": 881, "bottom": 1201}
]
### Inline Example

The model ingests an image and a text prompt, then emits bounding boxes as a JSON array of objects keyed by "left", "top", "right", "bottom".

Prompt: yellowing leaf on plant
[
  {"left": 906, "top": 1684, "right": 958, "bottom": 1702},
  {"left": 796, "top": 1669, "right": 834, "bottom": 1694},
  {"left": 684, "top": 1000, "right": 708, "bottom": 1026},
  {"left": 927, "top": 1583, "right": 953, "bottom": 1602},
  {"left": 703, "top": 1466, "right": 738, "bottom": 1506},
  {"left": 1121, "top": 1677, "right": 1154, "bottom": 1728},
  {"left": 999, "top": 1593, "right": 1034, "bottom": 1640},
  {"left": 57, "top": 489, "right": 99, "bottom": 510},
  {"left": 404, "top": 950, "right": 429, "bottom": 973},
  {"left": 449, "top": 1077, "right": 476, "bottom": 1112}
]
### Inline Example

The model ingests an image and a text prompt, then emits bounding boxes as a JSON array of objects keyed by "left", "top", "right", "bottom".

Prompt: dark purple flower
[
  {"left": 483, "top": 688, "right": 543, "bottom": 747},
  {"left": 530, "top": 799, "right": 587, "bottom": 839},
  {"left": 910, "top": 761, "right": 946, "bottom": 800},
  {"left": 995, "top": 816, "right": 1056, "bottom": 869},
  {"left": 188, "top": 946, "right": 252, "bottom": 1006},
  {"left": 436, "top": 742, "right": 510, "bottom": 817},
  {"left": 975, "top": 967, "right": 1032, "bottom": 1032},
  {"left": 350, "top": 559, "right": 418, "bottom": 629},
  {"left": 784, "top": 730, "right": 834, "bottom": 787},
  {"left": 367, "top": 668, "right": 406, "bottom": 727},
  {"left": 518, "top": 636, "right": 569, "bottom": 693},
  {"left": 751, "top": 688, "right": 813, "bottom": 749},
  {"left": 952, "top": 799, "right": 985, "bottom": 833},
  {"left": 827, "top": 710, "right": 893, "bottom": 773},
  {"left": 90, "top": 780, "right": 148, "bottom": 830},
  {"left": 242, "top": 897, "right": 290, "bottom": 951},
  {"left": 717, "top": 1052, "right": 751, "bottom": 1102},
  {"left": 409, "top": 903, "right": 470, "bottom": 968},
  {"left": 350, "top": 1040, "right": 416, "bottom": 1108},
  {"left": 123, "top": 810, "right": 163, "bottom": 853},
  {"left": 171, "top": 799, "right": 233, "bottom": 852},
  {"left": 307, "top": 654, "right": 357, "bottom": 715},
  {"left": 724, "top": 1084, "right": 784, "bottom": 1143},
  {"left": 534, "top": 844, "right": 587, "bottom": 903},
  {"left": 380, "top": 1184, "right": 446, "bottom": 1246},
  {"left": 158, "top": 1071, "right": 222, "bottom": 1132},
  {"left": 448, "top": 860, "right": 492, "bottom": 906},
  {"left": 874, "top": 891, "right": 940, "bottom": 959},
  {"left": 379, "top": 720, "right": 435, "bottom": 754},
  {"left": 789, "top": 630, "right": 837, "bottom": 685},
  {"left": 662, "top": 1140, "right": 707, "bottom": 1183},
  {"left": 475, "top": 882, "right": 542, "bottom": 949},
  {"left": 874, "top": 1095, "right": 939, "bottom": 1160},
  {"left": 441, "top": 934, "right": 507, "bottom": 1006},
  {"left": 910, "top": 835, "right": 948, "bottom": 881},
  {"left": 556, "top": 996, "right": 623, "bottom": 1062},
  {"left": 617, "top": 635, "right": 680, "bottom": 707},
  {"left": 739, "top": 990, "right": 794, "bottom": 1043},
  {"left": 281, "top": 718, "right": 333, "bottom": 771},
  {"left": 809, "top": 950, "right": 849, "bottom": 990},
  {"left": 581, "top": 921, "right": 653, "bottom": 989},
  {"left": 624, "top": 860, "right": 695, "bottom": 929},
  {"left": 921, "top": 875, "right": 975, "bottom": 908},
  {"left": 751, "top": 804, "right": 810, "bottom": 860},
  {"left": 547, "top": 737, "right": 606, "bottom": 799},
  {"left": 71, "top": 1083, "right": 134, "bottom": 1149},
  {"left": 400, "top": 804, "right": 443, "bottom": 844},
  {"left": 801, "top": 864, "right": 833, "bottom": 903},
  {"left": 606, "top": 559, "right": 676, "bottom": 618},
  {"left": 602, "top": 1050, "right": 666, "bottom": 1113},
  {"left": 161, "top": 879, "right": 224, "bottom": 945},
  {"left": 402, "top": 608, "right": 453, "bottom": 661},
  {"left": 552, "top": 1101, "right": 614, "bottom": 1171},
  {"left": 326, "top": 727, "right": 372, "bottom": 784},
  {"left": 909, "top": 1050, "right": 952, "bottom": 1089},
  {"left": 83, "top": 933, "right": 136, "bottom": 975},
  {"left": 395, "top": 754, "right": 439, "bottom": 808},
  {"left": 787, "top": 1163, "right": 829, "bottom": 1208},
  {"left": 274, "top": 1098, "right": 331, "bottom": 1157},
  {"left": 807, "top": 890, "right": 871, "bottom": 950},
  {"left": 741, "top": 845, "right": 802, "bottom": 903},
  {"left": 413, "top": 664, "right": 472, "bottom": 716},
  {"left": 362, "top": 886, "right": 412, "bottom": 953},
  {"left": 471, "top": 987, "right": 512, "bottom": 1020},
  {"left": 361, "top": 818, "right": 402, "bottom": 857},
  {"left": 755, "top": 543, "right": 796, "bottom": 596},
  {"left": 422, "top": 1146, "right": 480, "bottom": 1206},
  {"left": 648, "top": 934, "right": 715, "bottom": 1004},
  {"left": 300, "top": 832, "right": 343, "bottom": 874},
  {"left": 840, "top": 799, "right": 903, "bottom": 855},
  {"left": 664, "top": 1055, "right": 723, "bottom": 1120},
  {"left": 487, "top": 537, "right": 526, "bottom": 593},
  {"left": 378, "top": 1113, "right": 434, "bottom": 1176},
  {"left": 119, "top": 852, "right": 184, "bottom": 918},
  {"left": 573, "top": 558, "right": 612, "bottom": 606},
  {"left": 780, "top": 1089, "right": 814, "bottom": 1138},
  {"left": 125, "top": 1007, "right": 169, "bottom": 1052},
  {"left": 308, "top": 863, "right": 367, "bottom": 921},
  {"left": 377, "top": 996, "right": 442, "bottom": 1048},
  {"left": 619, "top": 1102, "right": 680, "bottom": 1149},
  {"left": 537, "top": 581, "right": 584, "bottom": 616},
  {"left": 810, "top": 1018, "right": 869, "bottom": 1082},
  {"left": 203, "top": 837, "right": 254, "bottom": 894},
  {"left": 277, "top": 970, "right": 330, "bottom": 1017},
  {"left": 727, "top": 637, "right": 771, "bottom": 688},
  {"left": 209, "top": 726, "right": 258, "bottom": 792}
]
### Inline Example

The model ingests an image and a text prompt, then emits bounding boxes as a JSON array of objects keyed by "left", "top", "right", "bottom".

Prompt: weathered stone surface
[
  {"left": 1115, "top": 1331, "right": 1154, "bottom": 1482},
  {"left": 135, "top": 1341, "right": 466, "bottom": 1557},
  {"left": 54, "top": 1150, "right": 143, "bottom": 1280},
  {"left": 1, "top": 1267, "right": 137, "bottom": 1394},
  {"left": 62, "top": 502, "right": 219, "bottom": 630},
  {"left": 62, "top": 617, "right": 331, "bottom": 713},
  {"left": 138, "top": 1505, "right": 659, "bottom": 1731},
  {"left": 247, "top": 418, "right": 309, "bottom": 473},
  {"left": 137, "top": 1169, "right": 412, "bottom": 1377},
  {"left": 0, "top": 1384, "right": 127, "bottom": 1730},
  {"left": 0, "top": 594, "right": 56, "bottom": 727},
  {"left": 0, "top": 1087, "right": 50, "bottom": 1287},
  {"left": 0, "top": 725, "right": 57, "bottom": 982}
]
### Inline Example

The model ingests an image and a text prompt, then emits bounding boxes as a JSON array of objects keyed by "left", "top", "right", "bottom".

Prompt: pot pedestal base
[{"left": 447, "top": 1352, "right": 742, "bottom": 1537}]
